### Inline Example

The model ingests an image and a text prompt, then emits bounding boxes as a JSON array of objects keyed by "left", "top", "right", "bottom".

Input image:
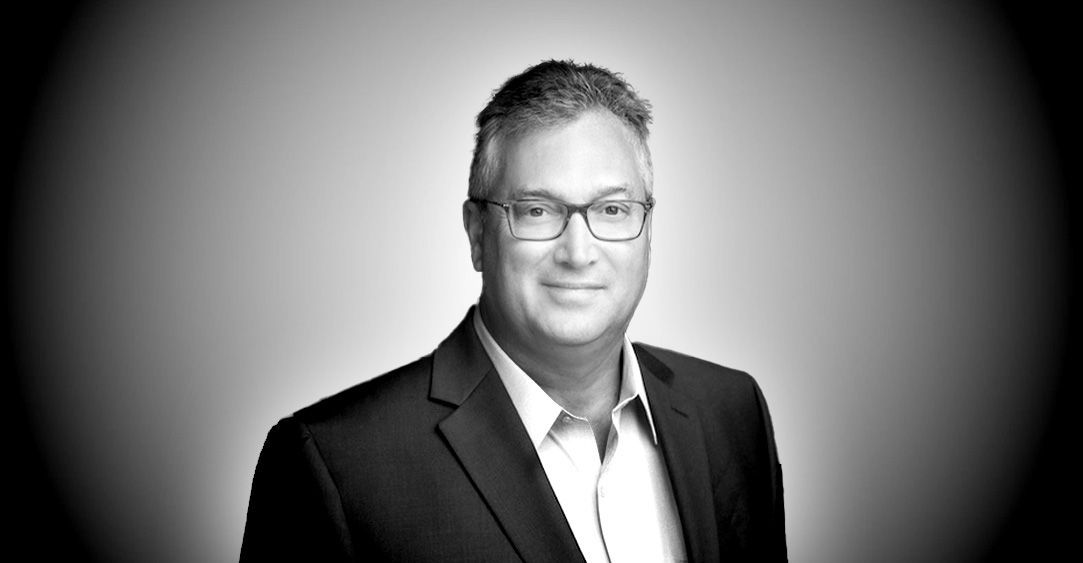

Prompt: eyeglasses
[{"left": 470, "top": 196, "right": 655, "bottom": 241}]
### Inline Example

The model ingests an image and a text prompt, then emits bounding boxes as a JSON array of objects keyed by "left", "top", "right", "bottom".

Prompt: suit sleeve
[
  {"left": 240, "top": 418, "right": 354, "bottom": 562},
  {"left": 752, "top": 379, "right": 787, "bottom": 562}
]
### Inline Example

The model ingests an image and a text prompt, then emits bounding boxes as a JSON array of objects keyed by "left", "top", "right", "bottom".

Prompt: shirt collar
[
  {"left": 619, "top": 335, "right": 660, "bottom": 444},
  {"left": 472, "top": 308, "right": 659, "bottom": 447}
]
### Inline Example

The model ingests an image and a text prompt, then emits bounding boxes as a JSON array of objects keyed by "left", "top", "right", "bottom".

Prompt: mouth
[{"left": 541, "top": 282, "right": 606, "bottom": 291}]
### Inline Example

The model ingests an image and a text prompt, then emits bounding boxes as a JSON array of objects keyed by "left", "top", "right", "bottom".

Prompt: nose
[{"left": 554, "top": 211, "right": 599, "bottom": 267}]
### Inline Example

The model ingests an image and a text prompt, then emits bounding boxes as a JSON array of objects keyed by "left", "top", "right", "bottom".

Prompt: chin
[{"left": 532, "top": 311, "right": 617, "bottom": 347}]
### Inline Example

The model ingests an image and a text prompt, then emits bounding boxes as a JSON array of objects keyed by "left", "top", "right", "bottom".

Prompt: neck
[
  {"left": 515, "top": 338, "right": 623, "bottom": 422},
  {"left": 479, "top": 306, "right": 624, "bottom": 422}
]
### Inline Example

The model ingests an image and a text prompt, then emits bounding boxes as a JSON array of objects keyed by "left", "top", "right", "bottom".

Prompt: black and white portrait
[{"left": 6, "top": 1, "right": 1075, "bottom": 561}]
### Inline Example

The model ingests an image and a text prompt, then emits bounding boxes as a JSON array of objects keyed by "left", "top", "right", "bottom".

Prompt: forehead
[{"left": 496, "top": 111, "right": 646, "bottom": 202}]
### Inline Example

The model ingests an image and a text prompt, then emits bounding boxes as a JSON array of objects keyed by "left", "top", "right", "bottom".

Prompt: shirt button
[{"left": 598, "top": 485, "right": 606, "bottom": 498}]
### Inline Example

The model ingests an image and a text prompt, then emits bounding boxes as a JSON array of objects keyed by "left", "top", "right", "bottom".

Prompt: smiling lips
[
  {"left": 542, "top": 282, "right": 605, "bottom": 304},
  {"left": 542, "top": 281, "right": 606, "bottom": 290}
]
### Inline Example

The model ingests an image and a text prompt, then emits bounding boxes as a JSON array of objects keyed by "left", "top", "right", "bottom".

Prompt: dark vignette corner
[
  {"left": 980, "top": 1, "right": 1080, "bottom": 561},
  {"left": 4, "top": 1, "right": 100, "bottom": 560}
]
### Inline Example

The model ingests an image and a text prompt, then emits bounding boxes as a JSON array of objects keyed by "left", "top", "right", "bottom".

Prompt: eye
[
  {"left": 513, "top": 200, "right": 561, "bottom": 220},
  {"left": 601, "top": 202, "right": 630, "bottom": 216}
]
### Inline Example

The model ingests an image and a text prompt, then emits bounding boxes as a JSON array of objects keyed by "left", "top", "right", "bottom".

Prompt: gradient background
[{"left": 5, "top": 1, "right": 1077, "bottom": 561}]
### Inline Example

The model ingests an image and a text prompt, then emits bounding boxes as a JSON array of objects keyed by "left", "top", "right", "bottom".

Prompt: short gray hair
[{"left": 468, "top": 60, "right": 653, "bottom": 199}]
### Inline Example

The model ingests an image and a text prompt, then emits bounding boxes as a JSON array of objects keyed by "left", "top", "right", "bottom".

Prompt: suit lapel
[
  {"left": 636, "top": 344, "right": 721, "bottom": 563},
  {"left": 431, "top": 310, "right": 585, "bottom": 563}
]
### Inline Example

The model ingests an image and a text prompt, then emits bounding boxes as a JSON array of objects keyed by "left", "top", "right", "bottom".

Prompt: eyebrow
[{"left": 511, "top": 185, "right": 631, "bottom": 201}]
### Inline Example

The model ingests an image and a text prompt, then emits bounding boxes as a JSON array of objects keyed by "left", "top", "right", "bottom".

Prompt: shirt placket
[{"left": 550, "top": 412, "right": 608, "bottom": 562}]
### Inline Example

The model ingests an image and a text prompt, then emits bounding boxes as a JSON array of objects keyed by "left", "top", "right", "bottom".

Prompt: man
[{"left": 241, "top": 60, "right": 786, "bottom": 562}]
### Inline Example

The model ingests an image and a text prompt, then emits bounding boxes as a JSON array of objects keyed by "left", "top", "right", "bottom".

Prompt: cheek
[
  {"left": 485, "top": 240, "right": 544, "bottom": 290},
  {"left": 620, "top": 244, "right": 651, "bottom": 279}
]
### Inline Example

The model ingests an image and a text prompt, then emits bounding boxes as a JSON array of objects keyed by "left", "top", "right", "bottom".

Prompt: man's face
[{"left": 467, "top": 110, "right": 652, "bottom": 352}]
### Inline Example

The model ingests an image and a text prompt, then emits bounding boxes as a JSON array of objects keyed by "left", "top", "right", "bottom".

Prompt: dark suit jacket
[{"left": 240, "top": 309, "right": 786, "bottom": 562}]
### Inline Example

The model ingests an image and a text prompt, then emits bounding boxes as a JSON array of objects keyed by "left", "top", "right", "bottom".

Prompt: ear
[{"left": 463, "top": 200, "right": 486, "bottom": 272}]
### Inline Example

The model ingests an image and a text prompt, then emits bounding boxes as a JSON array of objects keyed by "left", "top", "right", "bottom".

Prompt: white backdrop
[{"left": 11, "top": 1, "right": 1066, "bottom": 561}]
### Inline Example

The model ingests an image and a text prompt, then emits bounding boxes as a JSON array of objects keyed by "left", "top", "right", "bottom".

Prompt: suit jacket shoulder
[
  {"left": 634, "top": 342, "right": 777, "bottom": 444},
  {"left": 634, "top": 341, "right": 760, "bottom": 397},
  {"left": 292, "top": 353, "right": 442, "bottom": 444},
  {"left": 240, "top": 354, "right": 446, "bottom": 562}
]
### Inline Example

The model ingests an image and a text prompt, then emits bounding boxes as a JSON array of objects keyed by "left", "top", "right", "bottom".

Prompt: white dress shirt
[{"left": 473, "top": 310, "right": 687, "bottom": 563}]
